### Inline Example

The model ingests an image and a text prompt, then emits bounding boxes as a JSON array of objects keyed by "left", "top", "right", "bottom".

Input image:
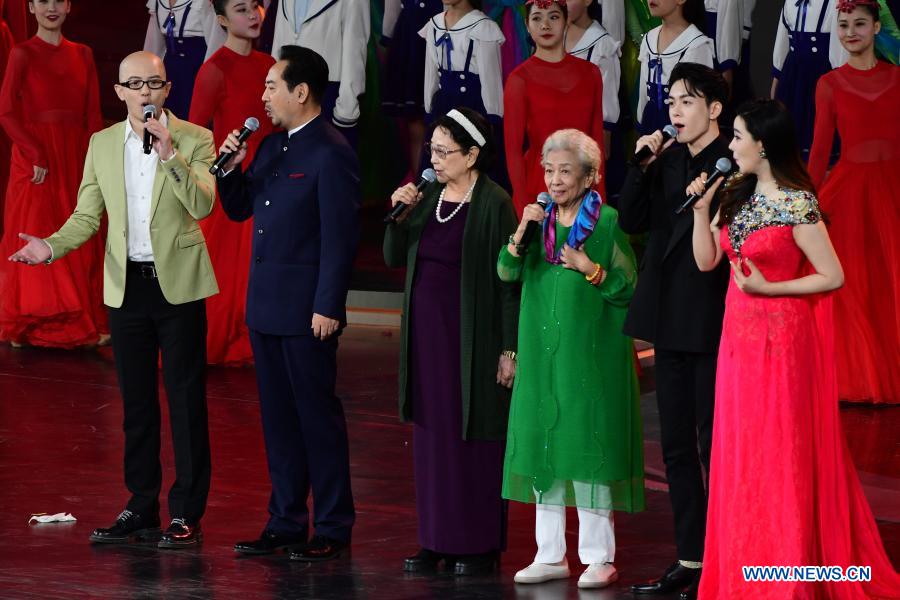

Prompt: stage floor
[{"left": 1, "top": 327, "right": 897, "bottom": 599}]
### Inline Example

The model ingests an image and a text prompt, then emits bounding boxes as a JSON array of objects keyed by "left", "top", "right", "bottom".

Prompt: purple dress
[{"left": 409, "top": 200, "right": 506, "bottom": 555}]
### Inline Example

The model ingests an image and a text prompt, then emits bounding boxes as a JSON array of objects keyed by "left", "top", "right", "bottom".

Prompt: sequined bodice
[
  {"left": 722, "top": 188, "right": 823, "bottom": 286},
  {"left": 720, "top": 189, "right": 824, "bottom": 345}
]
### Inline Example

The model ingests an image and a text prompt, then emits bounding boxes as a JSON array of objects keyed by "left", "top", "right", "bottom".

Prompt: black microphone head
[
  {"left": 715, "top": 157, "right": 733, "bottom": 174},
  {"left": 662, "top": 124, "right": 678, "bottom": 140},
  {"left": 536, "top": 192, "right": 552, "bottom": 208},
  {"left": 421, "top": 168, "right": 437, "bottom": 183},
  {"left": 244, "top": 117, "right": 260, "bottom": 132},
  {"left": 143, "top": 104, "right": 156, "bottom": 120}
]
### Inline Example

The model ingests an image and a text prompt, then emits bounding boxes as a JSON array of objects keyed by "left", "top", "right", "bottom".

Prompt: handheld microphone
[
  {"left": 517, "top": 192, "right": 552, "bottom": 251},
  {"left": 142, "top": 104, "right": 156, "bottom": 155},
  {"left": 383, "top": 168, "right": 438, "bottom": 223},
  {"left": 633, "top": 124, "right": 678, "bottom": 165},
  {"left": 675, "top": 157, "right": 733, "bottom": 215},
  {"left": 210, "top": 117, "right": 260, "bottom": 175}
]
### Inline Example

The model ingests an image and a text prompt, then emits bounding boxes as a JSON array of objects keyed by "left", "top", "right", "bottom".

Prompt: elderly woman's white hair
[{"left": 540, "top": 129, "right": 602, "bottom": 185}]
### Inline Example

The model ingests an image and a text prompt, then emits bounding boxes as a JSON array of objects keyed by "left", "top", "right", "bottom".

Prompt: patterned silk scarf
[{"left": 542, "top": 189, "right": 603, "bottom": 264}]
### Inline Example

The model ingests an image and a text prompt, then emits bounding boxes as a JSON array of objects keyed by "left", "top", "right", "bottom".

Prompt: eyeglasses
[
  {"left": 118, "top": 79, "right": 168, "bottom": 91},
  {"left": 425, "top": 142, "right": 465, "bottom": 160}
]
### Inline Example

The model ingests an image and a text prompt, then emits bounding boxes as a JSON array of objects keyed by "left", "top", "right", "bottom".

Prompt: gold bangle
[
  {"left": 590, "top": 267, "right": 604, "bottom": 286},
  {"left": 502, "top": 350, "right": 517, "bottom": 361},
  {"left": 585, "top": 262, "right": 601, "bottom": 282}
]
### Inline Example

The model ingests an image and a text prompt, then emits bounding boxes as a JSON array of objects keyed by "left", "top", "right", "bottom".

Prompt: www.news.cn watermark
[{"left": 743, "top": 566, "right": 872, "bottom": 582}]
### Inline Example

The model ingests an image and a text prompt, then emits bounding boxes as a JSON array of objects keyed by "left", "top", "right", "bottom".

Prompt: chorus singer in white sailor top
[
  {"left": 270, "top": 0, "right": 370, "bottom": 145},
  {"left": 144, "top": 0, "right": 227, "bottom": 118}
]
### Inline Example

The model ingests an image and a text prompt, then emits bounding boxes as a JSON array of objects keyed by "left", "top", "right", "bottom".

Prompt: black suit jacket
[
  {"left": 614, "top": 137, "right": 730, "bottom": 354},
  {"left": 217, "top": 115, "right": 360, "bottom": 336}
]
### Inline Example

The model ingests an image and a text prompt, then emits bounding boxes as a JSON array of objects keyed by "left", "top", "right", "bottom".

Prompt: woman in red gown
[
  {"left": 0, "top": 0, "right": 106, "bottom": 348},
  {"left": 504, "top": 0, "right": 605, "bottom": 216},
  {"left": 809, "top": 1, "right": 899, "bottom": 404},
  {"left": 189, "top": 0, "right": 273, "bottom": 365},
  {"left": 691, "top": 99, "right": 900, "bottom": 599},
  {"left": 0, "top": 0, "right": 27, "bottom": 236}
]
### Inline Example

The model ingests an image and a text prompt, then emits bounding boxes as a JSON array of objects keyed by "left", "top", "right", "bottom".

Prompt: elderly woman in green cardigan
[
  {"left": 498, "top": 128, "right": 644, "bottom": 589},
  {"left": 383, "top": 107, "right": 520, "bottom": 576}
]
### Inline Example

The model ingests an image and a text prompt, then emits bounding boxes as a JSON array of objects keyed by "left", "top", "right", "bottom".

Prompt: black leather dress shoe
[
  {"left": 234, "top": 530, "right": 308, "bottom": 555},
  {"left": 403, "top": 548, "right": 455, "bottom": 572},
  {"left": 454, "top": 551, "right": 500, "bottom": 576},
  {"left": 632, "top": 561, "right": 701, "bottom": 595},
  {"left": 679, "top": 569, "right": 702, "bottom": 600},
  {"left": 89, "top": 510, "right": 161, "bottom": 544},
  {"left": 157, "top": 518, "right": 202, "bottom": 549},
  {"left": 289, "top": 535, "right": 348, "bottom": 562}
]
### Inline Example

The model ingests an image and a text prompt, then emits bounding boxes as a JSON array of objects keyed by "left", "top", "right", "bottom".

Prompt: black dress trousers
[{"left": 107, "top": 262, "right": 210, "bottom": 523}]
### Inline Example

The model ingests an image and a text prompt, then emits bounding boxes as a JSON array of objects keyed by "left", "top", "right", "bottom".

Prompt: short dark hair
[
  {"left": 430, "top": 107, "right": 496, "bottom": 172},
  {"left": 669, "top": 62, "right": 729, "bottom": 109},
  {"left": 278, "top": 45, "right": 329, "bottom": 104},
  {"left": 212, "top": 0, "right": 230, "bottom": 15}
]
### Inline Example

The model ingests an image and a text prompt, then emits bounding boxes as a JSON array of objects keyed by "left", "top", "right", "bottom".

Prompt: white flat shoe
[
  {"left": 514, "top": 560, "right": 571, "bottom": 584},
  {"left": 577, "top": 562, "right": 618, "bottom": 589}
]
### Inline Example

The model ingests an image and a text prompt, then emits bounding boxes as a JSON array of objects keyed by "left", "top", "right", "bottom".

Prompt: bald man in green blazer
[{"left": 11, "top": 51, "right": 218, "bottom": 549}]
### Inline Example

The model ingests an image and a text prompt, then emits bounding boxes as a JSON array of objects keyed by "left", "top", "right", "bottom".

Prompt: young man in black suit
[
  {"left": 215, "top": 45, "right": 360, "bottom": 562},
  {"left": 613, "top": 63, "right": 731, "bottom": 600}
]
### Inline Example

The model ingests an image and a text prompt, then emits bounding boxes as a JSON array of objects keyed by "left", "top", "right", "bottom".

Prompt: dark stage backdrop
[{"left": 63, "top": 1, "right": 148, "bottom": 122}]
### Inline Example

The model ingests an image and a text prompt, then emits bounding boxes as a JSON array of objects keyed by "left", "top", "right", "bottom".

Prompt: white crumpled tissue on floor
[{"left": 28, "top": 513, "right": 77, "bottom": 524}]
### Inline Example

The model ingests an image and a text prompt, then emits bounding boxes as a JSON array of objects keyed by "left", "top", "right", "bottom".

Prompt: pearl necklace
[{"left": 435, "top": 179, "right": 477, "bottom": 223}]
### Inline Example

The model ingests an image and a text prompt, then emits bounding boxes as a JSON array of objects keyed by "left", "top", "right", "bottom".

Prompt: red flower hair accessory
[
  {"left": 526, "top": 0, "right": 567, "bottom": 8},
  {"left": 836, "top": 0, "right": 880, "bottom": 12}
]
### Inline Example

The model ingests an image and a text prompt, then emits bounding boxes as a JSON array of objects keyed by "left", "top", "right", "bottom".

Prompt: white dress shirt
[{"left": 124, "top": 112, "right": 170, "bottom": 262}]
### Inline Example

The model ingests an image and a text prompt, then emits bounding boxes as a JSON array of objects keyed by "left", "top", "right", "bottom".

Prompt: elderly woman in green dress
[{"left": 498, "top": 128, "right": 644, "bottom": 589}]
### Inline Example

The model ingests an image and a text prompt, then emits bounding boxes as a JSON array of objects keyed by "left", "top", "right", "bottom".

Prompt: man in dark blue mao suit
[{"left": 216, "top": 45, "right": 359, "bottom": 562}]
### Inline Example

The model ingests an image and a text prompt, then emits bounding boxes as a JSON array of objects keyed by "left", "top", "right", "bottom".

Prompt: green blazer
[
  {"left": 384, "top": 174, "right": 520, "bottom": 441},
  {"left": 46, "top": 110, "right": 219, "bottom": 308}
]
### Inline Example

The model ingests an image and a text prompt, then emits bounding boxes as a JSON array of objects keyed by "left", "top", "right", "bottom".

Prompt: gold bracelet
[
  {"left": 502, "top": 350, "right": 517, "bottom": 361},
  {"left": 590, "top": 266, "right": 604, "bottom": 286},
  {"left": 585, "top": 262, "right": 601, "bottom": 282}
]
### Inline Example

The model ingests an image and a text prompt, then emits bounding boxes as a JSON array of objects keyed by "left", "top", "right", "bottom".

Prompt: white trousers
[{"left": 533, "top": 481, "right": 615, "bottom": 565}]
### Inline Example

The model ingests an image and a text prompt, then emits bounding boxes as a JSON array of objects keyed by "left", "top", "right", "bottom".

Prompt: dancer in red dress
[
  {"left": 809, "top": 0, "right": 899, "bottom": 404},
  {"left": 189, "top": 0, "right": 274, "bottom": 365},
  {"left": 691, "top": 99, "right": 900, "bottom": 599},
  {"left": 0, "top": 0, "right": 106, "bottom": 348},
  {"left": 504, "top": 0, "right": 605, "bottom": 216},
  {"left": 0, "top": 0, "right": 29, "bottom": 236}
]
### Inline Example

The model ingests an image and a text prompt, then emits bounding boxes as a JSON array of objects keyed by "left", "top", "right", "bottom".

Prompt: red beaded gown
[
  {"left": 189, "top": 45, "right": 274, "bottom": 365},
  {"left": 0, "top": 0, "right": 27, "bottom": 236},
  {"left": 503, "top": 54, "right": 605, "bottom": 216},
  {"left": 808, "top": 61, "right": 900, "bottom": 404},
  {"left": 0, "top": 36, "right": 106, "bottom": 347},
  {"left": 699, "top": 189, "right": 900, "bottom": 599}
]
